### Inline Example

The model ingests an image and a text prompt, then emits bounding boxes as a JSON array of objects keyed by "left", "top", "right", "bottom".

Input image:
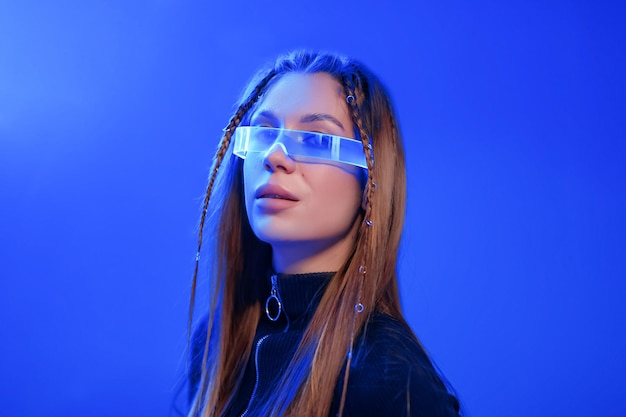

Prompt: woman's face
[{"left": 243, "top": 72, "right": 363, "bottom": 264}]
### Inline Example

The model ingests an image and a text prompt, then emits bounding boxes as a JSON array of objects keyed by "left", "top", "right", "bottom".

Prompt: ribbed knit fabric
[{"left": 189, "top": 272, "right": 461, "bottom": 417}]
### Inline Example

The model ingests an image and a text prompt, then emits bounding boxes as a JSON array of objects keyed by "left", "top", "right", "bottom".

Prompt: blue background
[{"left": 1, "top": 1, "right": 624, "bottom": 416}]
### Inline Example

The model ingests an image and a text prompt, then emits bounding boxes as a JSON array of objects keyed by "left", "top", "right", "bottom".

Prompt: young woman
[{"left": 187, "top": 50, "right": 461, "bottom": 417}]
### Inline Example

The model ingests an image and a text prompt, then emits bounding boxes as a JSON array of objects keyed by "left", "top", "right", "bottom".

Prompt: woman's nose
[{"left": 263, "top": 142, "right": 297, "bottom": 173}]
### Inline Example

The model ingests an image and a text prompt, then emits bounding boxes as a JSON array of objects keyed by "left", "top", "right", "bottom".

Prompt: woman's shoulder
[
  {"left": 340, "top": 312, "right": 461, "bottom": 416},
  {"left": 362, "top": 312, "right": 421, "bottom": 346},
  {"left": 355, "top": 312, "right": 430, "bottom": 367}
]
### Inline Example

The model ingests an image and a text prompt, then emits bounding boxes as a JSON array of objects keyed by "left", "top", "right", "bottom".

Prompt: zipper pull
[{"left": 265, "top": 274, "right": 282, "bottom": 321}]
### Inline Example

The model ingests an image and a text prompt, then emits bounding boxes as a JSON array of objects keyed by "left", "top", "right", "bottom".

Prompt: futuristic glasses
[{"left": 233, "top": 126, "right": 368, "bottom": 169}]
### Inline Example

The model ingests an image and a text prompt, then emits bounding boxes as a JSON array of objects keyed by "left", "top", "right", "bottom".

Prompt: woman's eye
[
  {"left": 257, "top": 128, "right": 280, "bottom": 141},
  {"left": 301, "top": 133, "right": 320, "bottom": 144},
  {"left": 303, "top": 132, "right": 334, "bottom": 148},
  {"left": 304, "top": 133, "right": 333, "bottom": 149}
]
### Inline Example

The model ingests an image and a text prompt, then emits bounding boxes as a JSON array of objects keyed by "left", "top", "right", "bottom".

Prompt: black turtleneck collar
[{"left": 271, "top": 272, "right": 335, "bottom": 322}]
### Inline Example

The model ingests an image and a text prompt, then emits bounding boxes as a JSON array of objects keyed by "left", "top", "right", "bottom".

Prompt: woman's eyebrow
[
  {"left": 299, "top": 113, "right": 345, "bottom": 131},
  {"left": 250, "top": 110, "right": 279, "bottom": 124},
  {"left": 250, "top": 110, "right": 345, "bottom": 131}
]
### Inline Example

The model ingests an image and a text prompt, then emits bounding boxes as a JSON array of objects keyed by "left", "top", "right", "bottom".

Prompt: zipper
[
  {"left": 240, "top": 334, "right": 269, "bottom": 417},
  {"left": 240, "top": 275, "right": 289, "bottom": 416},
  {"left": 265, "top": 274, "right": 282, "bottom": 321}
]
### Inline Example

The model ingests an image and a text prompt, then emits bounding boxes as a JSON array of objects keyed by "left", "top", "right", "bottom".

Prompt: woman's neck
[{"left": 271, "top": 220, "right": 359, "bottom": 274}]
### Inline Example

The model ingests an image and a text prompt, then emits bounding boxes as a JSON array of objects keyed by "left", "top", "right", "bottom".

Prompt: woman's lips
[
  {"left": 255, "top": 184, "right": 299, "bottom": 201},
  {"left": 259, "top": 194, "right": 296, "bottom": 200},
  {"left": 255, "top": 184, "right": 299, "bottom": 212}
]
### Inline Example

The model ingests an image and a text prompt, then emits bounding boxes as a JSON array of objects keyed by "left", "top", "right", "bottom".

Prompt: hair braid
[
  {"left": 335, "top": 73, "right": 376, "bottom": 417},
  {"left": 188, "top": 70, "right": 277, "bottom": 339},
  {"left": 188, "top": 70, "right": 278, "bottom": 417}
]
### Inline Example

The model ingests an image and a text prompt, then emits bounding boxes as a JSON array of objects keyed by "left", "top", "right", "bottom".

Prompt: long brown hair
[{"left": 188, "top": 50, "right": 408, "bottom": 417}]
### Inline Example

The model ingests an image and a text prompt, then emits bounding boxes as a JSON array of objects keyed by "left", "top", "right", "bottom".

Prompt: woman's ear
[
  {"left": 359, "top": 168, "right": 369, "bottom": 211},
  {"left": 361, "top": 188, "right": 368, "bottom": 211}
]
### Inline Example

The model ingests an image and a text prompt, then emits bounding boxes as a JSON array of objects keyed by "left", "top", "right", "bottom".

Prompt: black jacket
[{"left": 189, "top": 273, "right": 461, "bottom": 417}]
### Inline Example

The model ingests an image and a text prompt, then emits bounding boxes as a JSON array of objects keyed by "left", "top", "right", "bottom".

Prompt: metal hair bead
[
  {"left": 355, "top": 303, "right": 365, "bottom": 313},
  {"left": 365, "top": 219, "right": 373, "bottom": 226},
  {"left": 358, "top": 265, "right": 366, "bottom": 274},
  {"left": 195, "top": 252, "right": 200, "bottom": 261},
  {"left": 346, "top": 95, "right": 355, "bottom": 104}
]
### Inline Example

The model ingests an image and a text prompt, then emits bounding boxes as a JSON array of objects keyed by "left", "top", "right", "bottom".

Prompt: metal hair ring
[
  {"left": 355, "top": 303, "right": 365, "bottom": 313},
  {"left": 346, "top": 95, "right": 355, "bottom": 104}
]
